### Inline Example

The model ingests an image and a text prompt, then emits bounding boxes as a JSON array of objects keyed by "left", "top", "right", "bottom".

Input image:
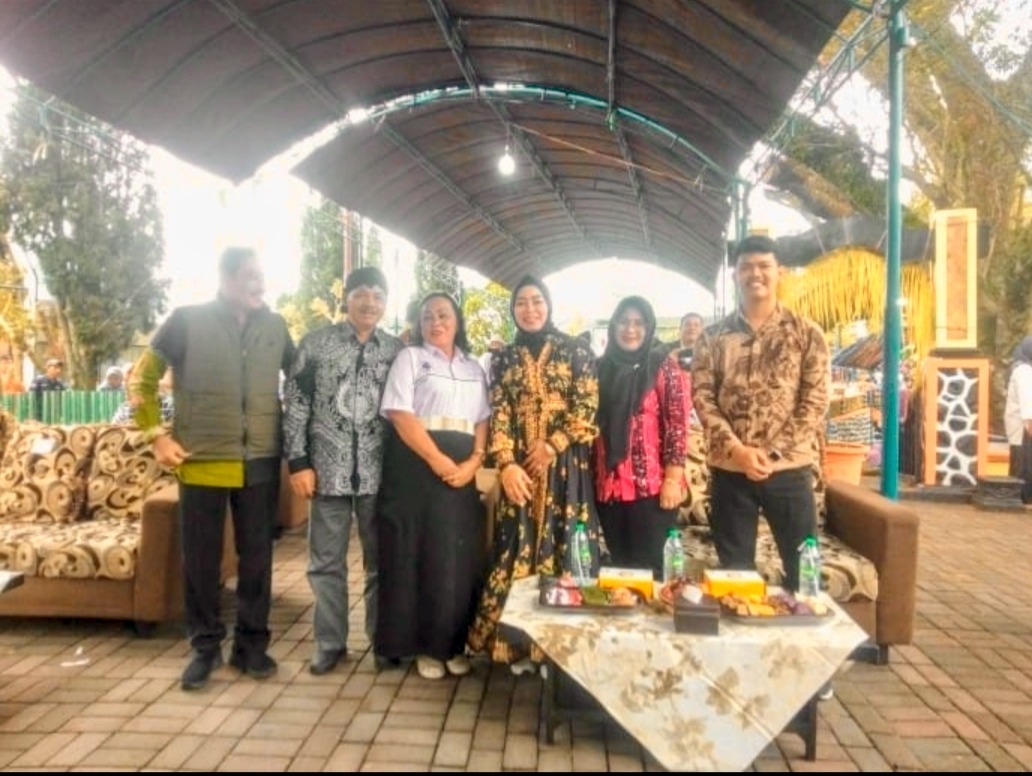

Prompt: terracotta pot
[{"left": 822, "top": 442, "right": 870, "bottom": 485}]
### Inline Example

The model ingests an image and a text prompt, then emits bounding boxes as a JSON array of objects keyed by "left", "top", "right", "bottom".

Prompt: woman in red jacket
[{"left": 594, "top": 296, "right": 690, "bottom": 579}]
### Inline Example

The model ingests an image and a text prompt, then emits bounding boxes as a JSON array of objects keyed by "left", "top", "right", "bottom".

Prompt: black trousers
[
  {"left": 179, "top": 478, "right": 278, "bottom": 656},
  {"left": 1012, "top": 434, "right": 1032, "bottom": 504},
  {"left": 709, "top": 467, "right": 817, "bottom": 592},
  {"left": 597, "top": 495, "right": 678, "bottom": 581}
]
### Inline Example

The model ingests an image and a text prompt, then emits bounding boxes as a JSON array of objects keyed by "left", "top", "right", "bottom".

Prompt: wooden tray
[
  {"left": 721, "top": 609, "right": 834, "bottom": 626},
  {"left": 537, "top": 589, "right": 640, "bottom": 615}
]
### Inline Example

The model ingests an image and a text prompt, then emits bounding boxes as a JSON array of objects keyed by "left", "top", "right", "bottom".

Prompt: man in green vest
[{"left": 132, "top": 247, "right": 295, "bottom": 691}]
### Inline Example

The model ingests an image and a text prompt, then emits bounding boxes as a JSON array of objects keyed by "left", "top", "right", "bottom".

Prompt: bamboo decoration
[{"left": 778, "top": 247, "right": 935, "bottom": 360}]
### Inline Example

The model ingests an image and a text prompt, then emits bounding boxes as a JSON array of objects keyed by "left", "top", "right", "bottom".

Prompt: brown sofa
[
  {"left": 823, "top": 480, "right": 920, "bottom": 662},
  {"left": 681, "top": 479, "right": 919, "bottom": 663},
  {"left": 0, "top": 420, "right": 235, "bottom": 634}
]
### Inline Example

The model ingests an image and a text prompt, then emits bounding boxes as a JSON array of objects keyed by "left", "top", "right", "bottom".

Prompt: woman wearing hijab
[
  {"left": 377, "top": 293, "right": 490, "bottom": 680},
  {"left": 1005, "top": 335, "right": 1032, "bottom": 504},
  {"left": 594, "top": 297, "right": 690, "bottom": 579},
  {"left": 468, "top": 276, "right": 601, "bottom": 664}
]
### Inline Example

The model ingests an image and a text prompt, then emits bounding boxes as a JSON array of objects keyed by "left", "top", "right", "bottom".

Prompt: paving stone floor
[{"left": 0, "top": 497, "right": 1030, "bottom": 771}]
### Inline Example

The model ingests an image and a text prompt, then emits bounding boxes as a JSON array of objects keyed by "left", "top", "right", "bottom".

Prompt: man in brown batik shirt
[{"left": 691, "top": 235, "right": 829, "bottom": 591}]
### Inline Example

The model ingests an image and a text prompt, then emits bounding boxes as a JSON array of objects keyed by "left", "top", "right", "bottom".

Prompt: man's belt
[{"left": 421, "top": 415, "right": 476, "bottom": 435}]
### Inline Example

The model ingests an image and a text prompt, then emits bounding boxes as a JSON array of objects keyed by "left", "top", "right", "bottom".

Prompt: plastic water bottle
[
  {"left": 662, "top": 528, "right": 685, "bottom": 584},
  {"left": 569, "top": 522, "right": 593, "bottom": 585},
  {"left": 798, "top": 536, "right": 822, "bottom": 597}
]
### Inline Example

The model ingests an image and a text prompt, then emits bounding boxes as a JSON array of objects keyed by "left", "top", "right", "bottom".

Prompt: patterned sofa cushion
[
  {"left": 679, "top": 432, "right": 827, "bottom": 529},
  {"left": 0, "top": 409, "right": 16, "bottom": 459},
  {"left": 87, "top": 425, "right": 175, "bottom": 522},
  {"left": 682, "top": 522, "right": 879, "bottom": 604},
  {"left": 0, "top": 516, "right": 140, "bottom": 580},
  {"left": 0, "top": 423, "right": 96, "bottom": 524}
]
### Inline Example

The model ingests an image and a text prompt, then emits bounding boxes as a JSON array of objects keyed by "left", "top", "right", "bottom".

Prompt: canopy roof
[{"left": 0, "top": 0, "right": 851, "bottom": 286}]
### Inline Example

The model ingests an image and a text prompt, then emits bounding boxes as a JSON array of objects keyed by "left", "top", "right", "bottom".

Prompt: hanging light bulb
[{"left": 498, "top": 144, "right": 515, "bottom": 176}]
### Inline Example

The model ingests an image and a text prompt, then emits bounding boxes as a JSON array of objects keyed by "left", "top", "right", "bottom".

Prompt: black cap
[{"left": 344, "top": 266, "right": 388, "bottom": 296}]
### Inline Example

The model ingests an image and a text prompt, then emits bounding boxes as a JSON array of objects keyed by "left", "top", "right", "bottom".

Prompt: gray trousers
[{"left": 308, "top": 494, "right": 378, "bottom": 653}]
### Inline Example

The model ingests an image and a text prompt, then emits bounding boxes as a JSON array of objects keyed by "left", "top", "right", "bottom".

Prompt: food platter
[
  {"left": 718, "top": 591, "right": 835, "bottom": 626},
  {"left": 536, "top": 575, "right": 642, "bottom": 615}
]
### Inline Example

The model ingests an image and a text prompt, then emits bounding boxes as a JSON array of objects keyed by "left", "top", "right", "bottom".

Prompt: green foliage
[
  {"left": 0, "top": 85, "right": 167, "bottom": 387},
  {"left": 462, "top": 281, "right": 513, "bottom": 354},
  {"left": 780, "top": 117, "right": 924, "bottom": 227},
  {"left": 777, "top": 0, "right": 1032, "bottom": 366},
  {"left": 415, "top": 249, "right": 460, "bottom": 299},
  {"left": 277, "top": 198, "right": 343, "bottom": 340},
  {"left": 364, "top": 223, "right": 382, "bottom": 268}
]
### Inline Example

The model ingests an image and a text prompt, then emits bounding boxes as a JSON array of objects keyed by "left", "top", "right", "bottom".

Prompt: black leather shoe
[
  {"left": 229, "top": 651, "right": 278, "bottom": 680},
  {"left": 309, "top": 649, "right": 346, "bottom": 676},
  {"left": 181, "top": 651, "right": 223, "bottom": 691}
]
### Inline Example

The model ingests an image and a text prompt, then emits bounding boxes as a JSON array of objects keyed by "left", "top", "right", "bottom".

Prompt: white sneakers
[
  {"left": 416, "top": 654, "right": 472, "bottom": 680},
  {"left": 445, "top": 654, "right": 471, "bottom": 676},
  {"left": 416, "top": 656, "right": 446, "bottom": 680}
]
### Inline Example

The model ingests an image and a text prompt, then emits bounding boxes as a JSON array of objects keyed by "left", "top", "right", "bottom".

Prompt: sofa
[
  {"left": 681, "top": 475, "right": 919, "bottom": 664},
  {"left": 0, "top": 416, "right": 235, "bottom": 633}
]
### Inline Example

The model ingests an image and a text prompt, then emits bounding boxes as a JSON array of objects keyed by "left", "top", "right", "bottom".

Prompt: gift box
[
  {"left": 598, "top": 566, "right": 655, "bottom": 601},
  {"left": 702, "top": 569, "right": 765, "bottom": 599}
]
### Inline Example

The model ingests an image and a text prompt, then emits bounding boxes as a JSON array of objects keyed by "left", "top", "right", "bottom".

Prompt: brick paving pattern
[{"left": 0, "top": 498, "right": 1029, "bottom": 771}]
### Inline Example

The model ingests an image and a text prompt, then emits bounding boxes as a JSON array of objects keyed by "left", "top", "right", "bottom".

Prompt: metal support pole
[{"left": 880, "top": 1, "right": 907, "bottom": 499}]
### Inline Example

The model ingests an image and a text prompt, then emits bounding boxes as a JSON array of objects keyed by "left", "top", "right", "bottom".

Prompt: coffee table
[{"left": 499, "top": 577, "right": 868, "bottom": 771}]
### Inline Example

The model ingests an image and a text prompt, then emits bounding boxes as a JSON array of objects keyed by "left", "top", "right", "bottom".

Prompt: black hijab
[
  {"left": 1012, "top": 336, "right": 1032, "bottom": 377},
  {"left": 597, "top": 296, "right": 662, "bottom": 471},
  {"left": 511, "top": 275, "right": 561, "bottom": 358}
]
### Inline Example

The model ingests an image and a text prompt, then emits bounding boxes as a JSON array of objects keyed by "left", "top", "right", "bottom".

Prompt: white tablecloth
[{"left": 500, "top": 577, "right": 868, "bottom": 771}]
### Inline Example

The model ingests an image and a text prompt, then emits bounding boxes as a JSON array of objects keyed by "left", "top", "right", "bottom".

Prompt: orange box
[
  {"left": 598, "top": 566, "right": 656, "bottom": 601},
  {"left": 702, "top": 569, "right": 766, "bottom": 599}
]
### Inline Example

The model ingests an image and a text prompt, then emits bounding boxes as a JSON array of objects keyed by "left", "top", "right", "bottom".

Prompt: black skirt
[{"left": 375, "top": 428, "right": 486, "bottom": 661}]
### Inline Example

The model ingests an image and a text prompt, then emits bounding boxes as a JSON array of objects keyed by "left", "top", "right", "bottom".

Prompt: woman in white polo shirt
[{"left": 376, "top": 293, "right": 491, "bottom": 680}]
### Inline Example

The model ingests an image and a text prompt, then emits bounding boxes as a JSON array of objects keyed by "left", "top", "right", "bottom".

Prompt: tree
[
  {"left": 276, "top": 197, "right": 344, "bottom": 341},
  {"left": 0, "top": 85, "right": 167, "bottom": 387},
  {"left": 462, "top": 281, "right": 513, "bottom": 354},
  {"left": 364, "top": 223, "right": 383, "bottom": 269},
  {"left": 770, "top": 0, "right": 1032, "bottom": 361},
  {"left": 414, "top": 249, "right": 460, "bottom": 299}
]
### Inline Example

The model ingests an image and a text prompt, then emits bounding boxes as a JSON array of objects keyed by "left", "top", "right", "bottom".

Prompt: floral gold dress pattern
[{"left": 468, "top": 333, "right": 600, "bottom": 662}]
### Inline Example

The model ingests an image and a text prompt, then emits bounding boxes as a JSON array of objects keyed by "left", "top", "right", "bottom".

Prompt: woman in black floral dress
[{"left": 468, "top": 276, "right": 601, "bottom": 663}]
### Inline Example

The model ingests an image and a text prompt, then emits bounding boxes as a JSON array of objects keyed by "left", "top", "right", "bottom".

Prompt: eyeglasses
[{"left": 616, "top": 318, "right": 646, "bottom": 330}]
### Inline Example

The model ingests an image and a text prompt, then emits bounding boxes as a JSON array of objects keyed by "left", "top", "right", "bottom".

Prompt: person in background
[
  {"left": 282, "top": 266, "right": 402, "bottom": 676},
  {"left": 31, "top": 358, "right": 66, "bottom": 392},
  {"left": 132, "top": 246, "right": 295, "bottom": 691},
  {"left": 692, "top": 235, "right": 829, "bottom": 592},
  {"left": 98, "top": 366, "right": 124, "bottom": 391},
  {"left": 1005, "top": 335, "right": 1032, "bottom": 504},
  {"left": 377, "top": 292, "right": 489, "bottom": 680},
  {"left": 593, "top": 296, "right": 689, "bottom": 580},
  {"left": 663, "top": 312, "right": 705, "bottom": 367},
  {"left": 468, "top": 275, "right": 601, "bottom": 666},
  {"left": 30, "top": 358, "right": 67, "bottom": 420}
]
